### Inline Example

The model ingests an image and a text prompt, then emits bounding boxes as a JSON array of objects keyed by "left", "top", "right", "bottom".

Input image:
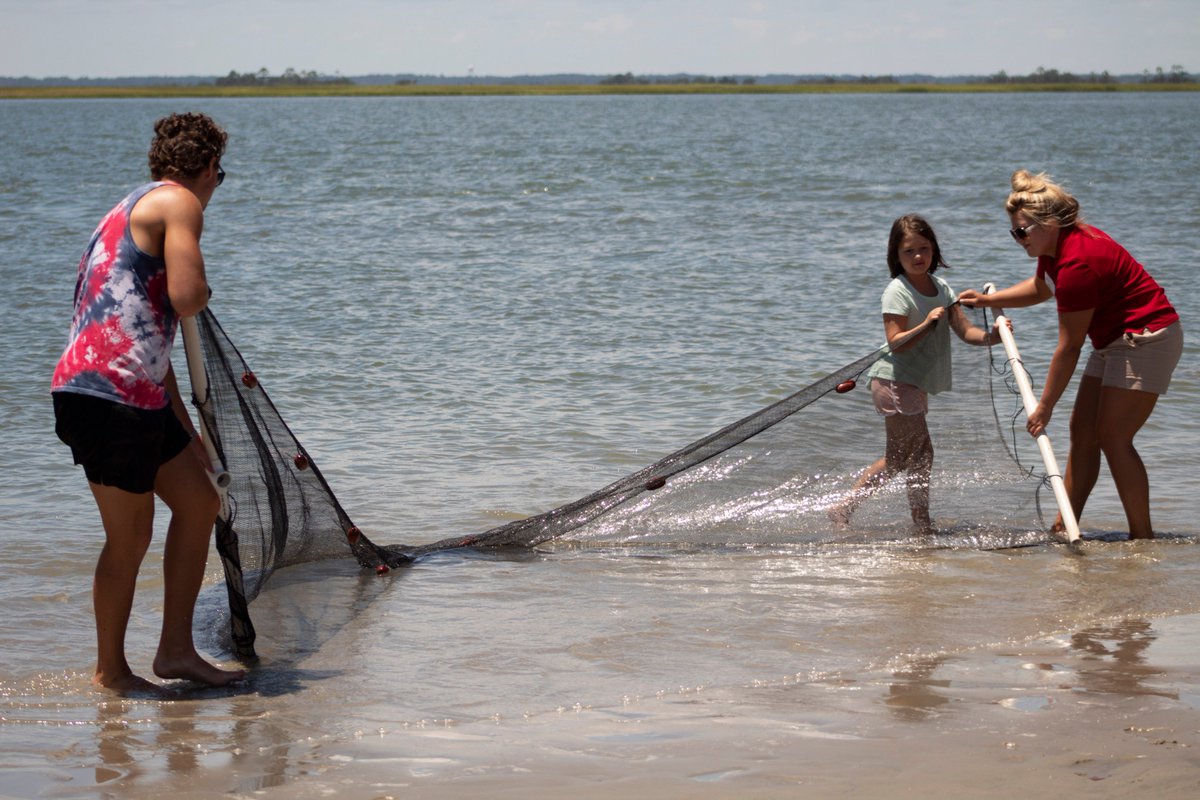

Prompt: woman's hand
[
  {"left": 957, "top": 289, "right": 986, "bottom": 308},
  {"left": 1026, "top": 402, "right": 1052, "bottom": 437}
]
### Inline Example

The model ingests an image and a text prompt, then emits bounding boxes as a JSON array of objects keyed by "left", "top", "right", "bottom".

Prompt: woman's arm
[
  {"left": 1026, "top": 308, "right": 1092, "bottom": 436},
  {"left": 958, "top": 276, "right": 1052, "bottom": 310}
]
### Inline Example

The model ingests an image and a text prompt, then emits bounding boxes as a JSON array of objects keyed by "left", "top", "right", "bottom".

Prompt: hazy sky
[{"left": 2, "top": 0, "right": 1196, "bottom": 79}]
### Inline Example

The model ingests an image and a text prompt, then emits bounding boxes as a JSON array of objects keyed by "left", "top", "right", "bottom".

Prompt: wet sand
[
  {"left": 265, "top": 618, "right": 1200, "bottom": 800},
  {"left": 7, "top": 613, "right": 1191, "bottom": 800}
]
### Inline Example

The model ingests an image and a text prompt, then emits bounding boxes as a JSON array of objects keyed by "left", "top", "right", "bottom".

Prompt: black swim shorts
[{"left": 52, "top": 392, "right": 192, "bottom": 494}]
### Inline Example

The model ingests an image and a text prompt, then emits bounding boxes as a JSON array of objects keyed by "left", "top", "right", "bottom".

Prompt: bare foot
[
  {"left": 828, "top": 504, "right": 852, "bottom": 529},
  {"left": 912, "top": 514, "right": 936, "bottom": 535},
  {"left": 154, "top": 653, "right": 246, "bottom": 687},
  {"left": 94, "top": 670, "right": 176, "bottom": 698}
]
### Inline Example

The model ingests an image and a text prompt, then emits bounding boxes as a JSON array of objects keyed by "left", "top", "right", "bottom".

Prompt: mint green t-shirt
[{"left": 865, "top": 274, "right": 957, "bottom": 395}]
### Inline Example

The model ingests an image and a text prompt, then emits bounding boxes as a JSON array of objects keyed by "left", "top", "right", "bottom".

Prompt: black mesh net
[{"left": 189, "top": 305, "right": 1051, "bottom": 659}]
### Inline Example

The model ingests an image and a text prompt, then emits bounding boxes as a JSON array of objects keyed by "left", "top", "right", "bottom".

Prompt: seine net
[{"left": 189, "top": 305, "right": 1050, "bottom": 659}]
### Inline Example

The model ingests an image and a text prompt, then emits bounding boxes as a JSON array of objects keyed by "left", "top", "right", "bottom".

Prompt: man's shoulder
[
  {"left": 127, "top": 182, "right": 203, "bottom": 255},
  {"left": 134, "top": 182, "right": 201, "bottom": 218}
]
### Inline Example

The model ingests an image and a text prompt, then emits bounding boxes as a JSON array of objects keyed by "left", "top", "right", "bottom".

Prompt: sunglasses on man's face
[
  {"left": 215, "top": 164, "right": 226, "bottom": 187},
  {"left": 1009, "top": 222, "right": 1037, "bottom": 241}
]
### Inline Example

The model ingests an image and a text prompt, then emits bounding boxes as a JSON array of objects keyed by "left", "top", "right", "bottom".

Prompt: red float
[
  {"left": 293, "top": 453, "right": 309, "bottom": 470},
  {"left": 644, "top": 476, "right": 667, "bottom": 490},
  {"left": 835, "top": 379, "right": 857, "bottom": 394},
  {"left": 241, "top": 371, "right": 258, "bottom": 388}
]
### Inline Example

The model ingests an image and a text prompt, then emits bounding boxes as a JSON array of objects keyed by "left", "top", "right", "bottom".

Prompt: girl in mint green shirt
[{"left": 831, "top": 214, "right": 1000, "bottom": 533}]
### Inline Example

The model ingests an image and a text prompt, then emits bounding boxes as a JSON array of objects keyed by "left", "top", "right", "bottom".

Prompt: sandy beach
[
  {"left": 244, "top": 613, "right": 1200, "bottom": 800},
  {"left": 6, "top": 611, "right": 1191, "bottom": 800}
]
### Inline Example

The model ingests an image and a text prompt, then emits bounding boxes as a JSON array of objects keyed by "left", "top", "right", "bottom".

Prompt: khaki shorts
[
  {"left": 1083, "top": 321, "right": 1183, "bottom": 395},
  {"left": 871, "top": 378, "right": 928, "bottom": 417}
]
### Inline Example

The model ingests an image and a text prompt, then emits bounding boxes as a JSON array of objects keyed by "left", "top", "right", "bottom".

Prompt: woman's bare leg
[
  {"left": 1057, "top": 375, "right": 1103, "bottom": 531},
  {"left": 1096, "top": 385, "right": 1160, "bottom": 539}
]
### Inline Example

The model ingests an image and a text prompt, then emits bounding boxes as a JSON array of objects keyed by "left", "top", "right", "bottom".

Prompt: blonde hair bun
[{"left": 1005, "top": 169, "right": 1080, "bottom": 227}]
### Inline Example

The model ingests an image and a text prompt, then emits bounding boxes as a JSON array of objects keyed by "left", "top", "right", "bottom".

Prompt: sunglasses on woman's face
[
  {"left": 216, "top": 164, "right": 226, "bottom": 187},
  {"left": 1009, "top": 222, "right": 1037, "bottom": 241}
]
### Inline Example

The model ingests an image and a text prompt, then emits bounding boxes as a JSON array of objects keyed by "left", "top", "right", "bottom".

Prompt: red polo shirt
[{"left": 1037, "top": 224, "right": 1178, "bottom": 348}]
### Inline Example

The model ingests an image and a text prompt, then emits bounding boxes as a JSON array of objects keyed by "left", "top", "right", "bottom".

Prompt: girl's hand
[
  {"left": 989, "top": 318, "right": 1012, "bottom": 344},
  {"left": 925, "top": 306, "right": 946, "bottom": 325}
]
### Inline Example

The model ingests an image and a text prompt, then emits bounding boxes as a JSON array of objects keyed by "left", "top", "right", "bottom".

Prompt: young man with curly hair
[{"left": 52, "top": 112, "right": 245, "bottom": 694}]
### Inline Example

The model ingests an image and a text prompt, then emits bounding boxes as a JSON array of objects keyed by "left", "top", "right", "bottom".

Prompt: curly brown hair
[{"left": 147, "top": 112, "right": 227, "bottom": 180}]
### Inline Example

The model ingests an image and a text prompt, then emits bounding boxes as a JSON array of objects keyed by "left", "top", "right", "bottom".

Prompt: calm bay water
[{"left": 1, "top": 93, "right": 1198, "bottom": 797}]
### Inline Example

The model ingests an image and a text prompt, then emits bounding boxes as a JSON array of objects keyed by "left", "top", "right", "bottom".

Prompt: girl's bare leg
[
  {"left": 901, "top": 416, "right": 935, "bottom": 532},
  {"left": 831, "top": 414, "right": 930, "bottom": 528}
]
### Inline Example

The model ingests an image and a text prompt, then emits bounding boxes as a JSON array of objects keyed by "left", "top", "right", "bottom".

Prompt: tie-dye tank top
[{"left": 51, "top": 182, "right": 180, "bottom": 410}]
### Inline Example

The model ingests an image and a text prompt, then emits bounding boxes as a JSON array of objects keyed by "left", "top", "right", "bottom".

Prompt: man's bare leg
[
  {"left": 151, "top": 444, "right": 245, "bottom": 686},
  {"left": 88, "top": 483, "right": 162, "bottom": 694}
]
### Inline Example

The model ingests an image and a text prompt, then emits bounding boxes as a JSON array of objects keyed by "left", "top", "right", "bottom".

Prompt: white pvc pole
[
  {"left": 180, "top": 315, "right": 232, "bottom": 494},
  {"left": 983, "top": 284, "right": 1080, "bottom": 543}
]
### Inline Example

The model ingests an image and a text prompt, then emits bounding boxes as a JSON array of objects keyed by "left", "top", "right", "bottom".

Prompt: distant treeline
[
  {"left": 1140, "top": 65, "right": 1192, "bottom": 83},
  {"left": 603, "top": 66, "right": 1192, "bottom": 86},
  {"left": 214, "top": 68, "right": 351, "bottom": 87},
  {"left": 603, "top": 72, "right": 902, "bottom": 86},
  {"left": 989, "top": 67, "right": 1117, "bottom": 84},
  {"left": 986, "top": 65, "right": 1192, "bottom": 84},
  {"left": 601, "top": 72, "right": 757, "bottom": 86},
  {"left": 1, "top": 65, "right": 1194, "bottom": 88}
]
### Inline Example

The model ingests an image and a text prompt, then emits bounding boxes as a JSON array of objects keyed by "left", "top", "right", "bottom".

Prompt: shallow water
[{"left": 1, "top": 93, "right": 1198, "bottom": 797}]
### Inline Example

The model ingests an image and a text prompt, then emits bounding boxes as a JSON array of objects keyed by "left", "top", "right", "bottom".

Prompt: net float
[
  {"left": 241, "top": 371, "right": 258, "bottom": 388},
  {"left": 645, "top": 476, "right": 667, "bottom": 490},
  {"left": 346, "top": 526, "right": 361, "bottom": 543},
  {"left": 375, "top": 564, "right": 390, "bottom": 575},
  {"left": 835, "top": 379, "right": 857, "bottom": 394},
  {"left": 294, "top": 453, "right": 309, "bottom": 470}
]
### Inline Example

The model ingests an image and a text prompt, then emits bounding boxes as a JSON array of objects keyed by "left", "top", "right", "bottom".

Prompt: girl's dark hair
[
  {"left": 147, "top": 112, "right": 227, "bottom": 180},
  {"left": 886, "top": 214, "right": 949, "bottom": 278}
]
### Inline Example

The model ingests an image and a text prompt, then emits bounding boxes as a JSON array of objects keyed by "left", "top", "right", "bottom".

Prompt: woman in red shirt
[{"left": 960, "top": 170, "right": 1182, "bottom": 539}]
